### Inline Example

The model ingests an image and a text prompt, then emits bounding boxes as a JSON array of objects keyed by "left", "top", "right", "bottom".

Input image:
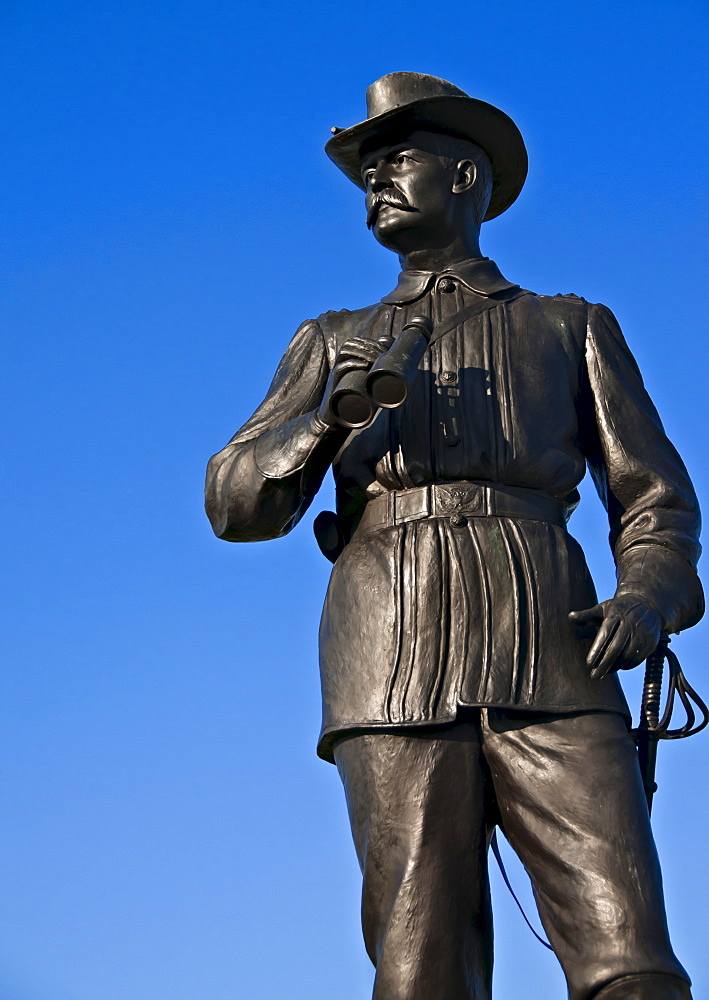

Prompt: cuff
[{"left": 615, "top": 543, "right": 705, "bottom": 632}]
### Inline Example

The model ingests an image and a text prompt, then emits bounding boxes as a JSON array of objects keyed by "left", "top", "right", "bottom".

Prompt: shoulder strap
[{"left": 427, "top": 289, "right": 532, "bottom": 347}]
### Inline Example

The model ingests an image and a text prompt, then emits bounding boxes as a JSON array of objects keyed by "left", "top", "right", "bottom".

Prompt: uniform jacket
[{"left": 205, "top": 258, "right": 703, "bottom": 762}]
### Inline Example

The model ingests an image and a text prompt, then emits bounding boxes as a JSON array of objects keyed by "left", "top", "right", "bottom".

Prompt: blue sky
[{"left": 2, "top": 1, "right": 708, "bottom": 998}]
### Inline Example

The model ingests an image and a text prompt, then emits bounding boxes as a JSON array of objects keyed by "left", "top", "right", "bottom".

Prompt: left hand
[{"left": 568, "top": 594, "right": 662, "bottom": 680}]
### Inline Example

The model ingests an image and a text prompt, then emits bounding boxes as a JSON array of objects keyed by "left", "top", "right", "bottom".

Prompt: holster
[{"left": 313, "top": 510, "right": 346, "bottom": 563}]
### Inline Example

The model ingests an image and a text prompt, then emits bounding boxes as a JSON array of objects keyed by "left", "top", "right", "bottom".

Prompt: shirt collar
[{"left": 381, "top": 257, "right": 519, "bottom": 305}]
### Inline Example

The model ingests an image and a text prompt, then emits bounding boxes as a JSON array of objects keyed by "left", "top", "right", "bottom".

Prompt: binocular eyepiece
[{"left": 329, "top": 315, "right": 434, "bottom": 429}]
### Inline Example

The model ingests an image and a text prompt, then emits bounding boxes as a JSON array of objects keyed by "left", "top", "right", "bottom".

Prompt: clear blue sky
[{"left": 2, "top": 1, "right": 708, "bottom": 998}]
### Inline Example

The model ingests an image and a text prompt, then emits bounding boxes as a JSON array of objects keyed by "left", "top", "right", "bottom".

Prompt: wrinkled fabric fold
[{"left": 318, "top": 515, "right": 619, "bottom": 761}]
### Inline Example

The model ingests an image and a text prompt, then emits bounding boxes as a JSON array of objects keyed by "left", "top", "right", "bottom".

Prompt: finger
[
  {"left": 590, "top": 622, "right": 630, "bottom": 680},
  {"left": 616, "top": 624, "right": 659, "bottom": 671},
  {"left": 335, "top": 348, "right": 383, "bottom": 368},
  {"left": 343, "top": 336, "right": 380, "bottom": 346},
  {"left": 341, "top": 337, "right": 387, "bottom": 354},
  {"left": 586, "top": 616, "right": 620, "bottom": 672},
  {"left": 568, "top": 604, "right": 605, "bottom": 625},
  {"left": 335, "top": 348, "right": 382, "bottom": 368},
  {"left": 333, "top": 357, "right": 375, "bottom": 380}
]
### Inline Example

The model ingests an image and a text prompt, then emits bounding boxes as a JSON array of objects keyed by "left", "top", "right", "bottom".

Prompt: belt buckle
[{"left": 435, "top": 483, "right": 485, "bottom": 526}]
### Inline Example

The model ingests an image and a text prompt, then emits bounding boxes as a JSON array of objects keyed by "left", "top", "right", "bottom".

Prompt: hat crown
[{"left": 366, "top": 72, "right": 469, "bottom": 120}]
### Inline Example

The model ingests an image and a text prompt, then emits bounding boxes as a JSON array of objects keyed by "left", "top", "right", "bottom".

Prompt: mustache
[{"left": 365, "top": 189, "right": 417, "bottom": 229}]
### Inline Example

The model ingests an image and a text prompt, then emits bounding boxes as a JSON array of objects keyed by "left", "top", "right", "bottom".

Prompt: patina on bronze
[{"left": 205, "top": 72, "right": 703, "bottom": 1000}]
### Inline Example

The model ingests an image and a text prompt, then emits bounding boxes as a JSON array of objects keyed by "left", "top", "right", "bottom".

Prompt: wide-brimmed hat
[{"left": 325, "top": 72, "right": 527, "bottom": 221}]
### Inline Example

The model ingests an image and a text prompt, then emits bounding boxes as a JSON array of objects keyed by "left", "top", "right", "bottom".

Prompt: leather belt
[{"left": 355, "top": 481, "right": 566, "bottom": 536}]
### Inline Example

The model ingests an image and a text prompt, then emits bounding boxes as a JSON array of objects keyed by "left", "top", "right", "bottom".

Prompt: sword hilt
[
  {"left": 639, "top": 633, "right": 669, "bottom": 732},
  {"left": 634, "top": 632, "right": 708, "bottom": 815}
]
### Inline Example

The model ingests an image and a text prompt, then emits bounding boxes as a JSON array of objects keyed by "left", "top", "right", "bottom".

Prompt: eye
[
  {"left": 362, "top": 168, "right": 375, "bottom": 185},
  {"left": 393, "top": 153, "right": 408, "bottom": 166}
]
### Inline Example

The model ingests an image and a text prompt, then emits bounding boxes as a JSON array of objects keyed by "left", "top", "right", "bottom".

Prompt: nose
[{"left": 368, "top": 158, "right": 391, "bottom": 191}]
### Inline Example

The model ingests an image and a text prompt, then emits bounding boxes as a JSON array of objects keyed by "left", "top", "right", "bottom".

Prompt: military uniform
[{"left": 205, "top": 257, "right": 701, "bottom": 999}]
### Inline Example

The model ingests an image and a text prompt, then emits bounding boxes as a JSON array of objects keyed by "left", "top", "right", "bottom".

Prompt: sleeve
[
  {"left": 205, "top": 318, "right": 345, "bottom": 542},
  {"left": 580, "top": 301, "right": 704, "bottom": 632}
]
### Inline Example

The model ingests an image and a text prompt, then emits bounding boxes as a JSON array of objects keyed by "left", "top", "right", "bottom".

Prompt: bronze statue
[{"left": 205, "top": 73, "right": 703, "bottom": 1000}]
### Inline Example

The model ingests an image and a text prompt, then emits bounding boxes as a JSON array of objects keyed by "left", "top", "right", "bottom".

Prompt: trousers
[{"left": 333, "top": 709, "right": 691, "bottom": 1000}]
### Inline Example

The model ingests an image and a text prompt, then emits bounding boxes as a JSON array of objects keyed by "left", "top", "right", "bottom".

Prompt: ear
[{"left": 452, "top": 159, "right": 477, "bottom": 195}]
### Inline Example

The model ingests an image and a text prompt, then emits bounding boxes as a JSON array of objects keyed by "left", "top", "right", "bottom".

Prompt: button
[
  {"left": 449, "top": 513, "right": 467, "bottom": 527},
  {"left": 440, "top": 370, "right": 456, "bottom": 383},
  {"left": 438, "top": 278, "right": 455, "bottom": 293}
]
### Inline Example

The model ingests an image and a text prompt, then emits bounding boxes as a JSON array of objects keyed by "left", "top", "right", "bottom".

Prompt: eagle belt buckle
[{"left": 435, "top": 484, "right": 484, "bottom": 526}]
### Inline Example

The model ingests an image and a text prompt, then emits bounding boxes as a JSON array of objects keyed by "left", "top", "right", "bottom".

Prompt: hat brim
[{"left": 325, "top": 95, "right": 527, "bottom": 221}]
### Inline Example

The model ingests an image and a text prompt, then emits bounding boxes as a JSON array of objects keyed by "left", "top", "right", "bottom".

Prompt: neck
[{"left": 399, "top": 233, "right": 483, "bottom": 272}]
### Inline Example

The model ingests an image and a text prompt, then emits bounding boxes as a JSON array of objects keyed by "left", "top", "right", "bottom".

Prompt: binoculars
[{"left": 329, "top": 315, "right": 434, "bottom": 429}]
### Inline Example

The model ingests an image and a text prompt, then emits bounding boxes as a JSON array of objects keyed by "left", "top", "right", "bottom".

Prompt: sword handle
[
  {"left": 634, "top": 633, "right": 708, "bottom": 816},
  {"left": 640, "top": 634, "right": 669, "bottom": 731},
  {"left": 635, "top": 633, "right": 669, "bottom": 814}
]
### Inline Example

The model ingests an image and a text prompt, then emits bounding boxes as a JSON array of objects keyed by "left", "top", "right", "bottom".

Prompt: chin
[
  {"left": 373, "top": 218, "right": 417, "bottom": 253},
  {"left": 373, "top": 227, "right": 402, "bottom": 251}
]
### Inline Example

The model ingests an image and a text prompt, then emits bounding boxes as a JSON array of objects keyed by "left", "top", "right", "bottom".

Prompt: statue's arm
[
  {"left": 576, "top": 302, "right": 703, "bottom": 663},
  {"left": 205, "top": 319, "right": 345, "bottom": 542}
]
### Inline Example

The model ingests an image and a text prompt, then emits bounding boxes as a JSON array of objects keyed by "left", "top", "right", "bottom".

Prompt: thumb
[{"left": 569, "top": 604, "right": 605, "bottom": 624}]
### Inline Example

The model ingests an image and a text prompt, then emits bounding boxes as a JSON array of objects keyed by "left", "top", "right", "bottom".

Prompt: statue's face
[{"left": 360, "top": 133, "right": 462, "bottom": 254}]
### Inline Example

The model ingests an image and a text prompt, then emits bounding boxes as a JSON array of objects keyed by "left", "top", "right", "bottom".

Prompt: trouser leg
[
  {"left": 482, "top": 710, "right": 691, "bottom": 1000},
  {"left": 334, "top": 723, "right": 493, "bottom": 1000}
]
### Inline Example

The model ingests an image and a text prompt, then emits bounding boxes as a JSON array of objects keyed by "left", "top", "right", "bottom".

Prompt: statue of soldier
[{"left": 205, "top": 73, "right": 703, "bottom": 1000}]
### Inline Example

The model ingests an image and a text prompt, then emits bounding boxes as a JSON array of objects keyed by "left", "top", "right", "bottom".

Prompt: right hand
[{"left": 318, "top": 336, "right": 390, "bottom": 426}]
